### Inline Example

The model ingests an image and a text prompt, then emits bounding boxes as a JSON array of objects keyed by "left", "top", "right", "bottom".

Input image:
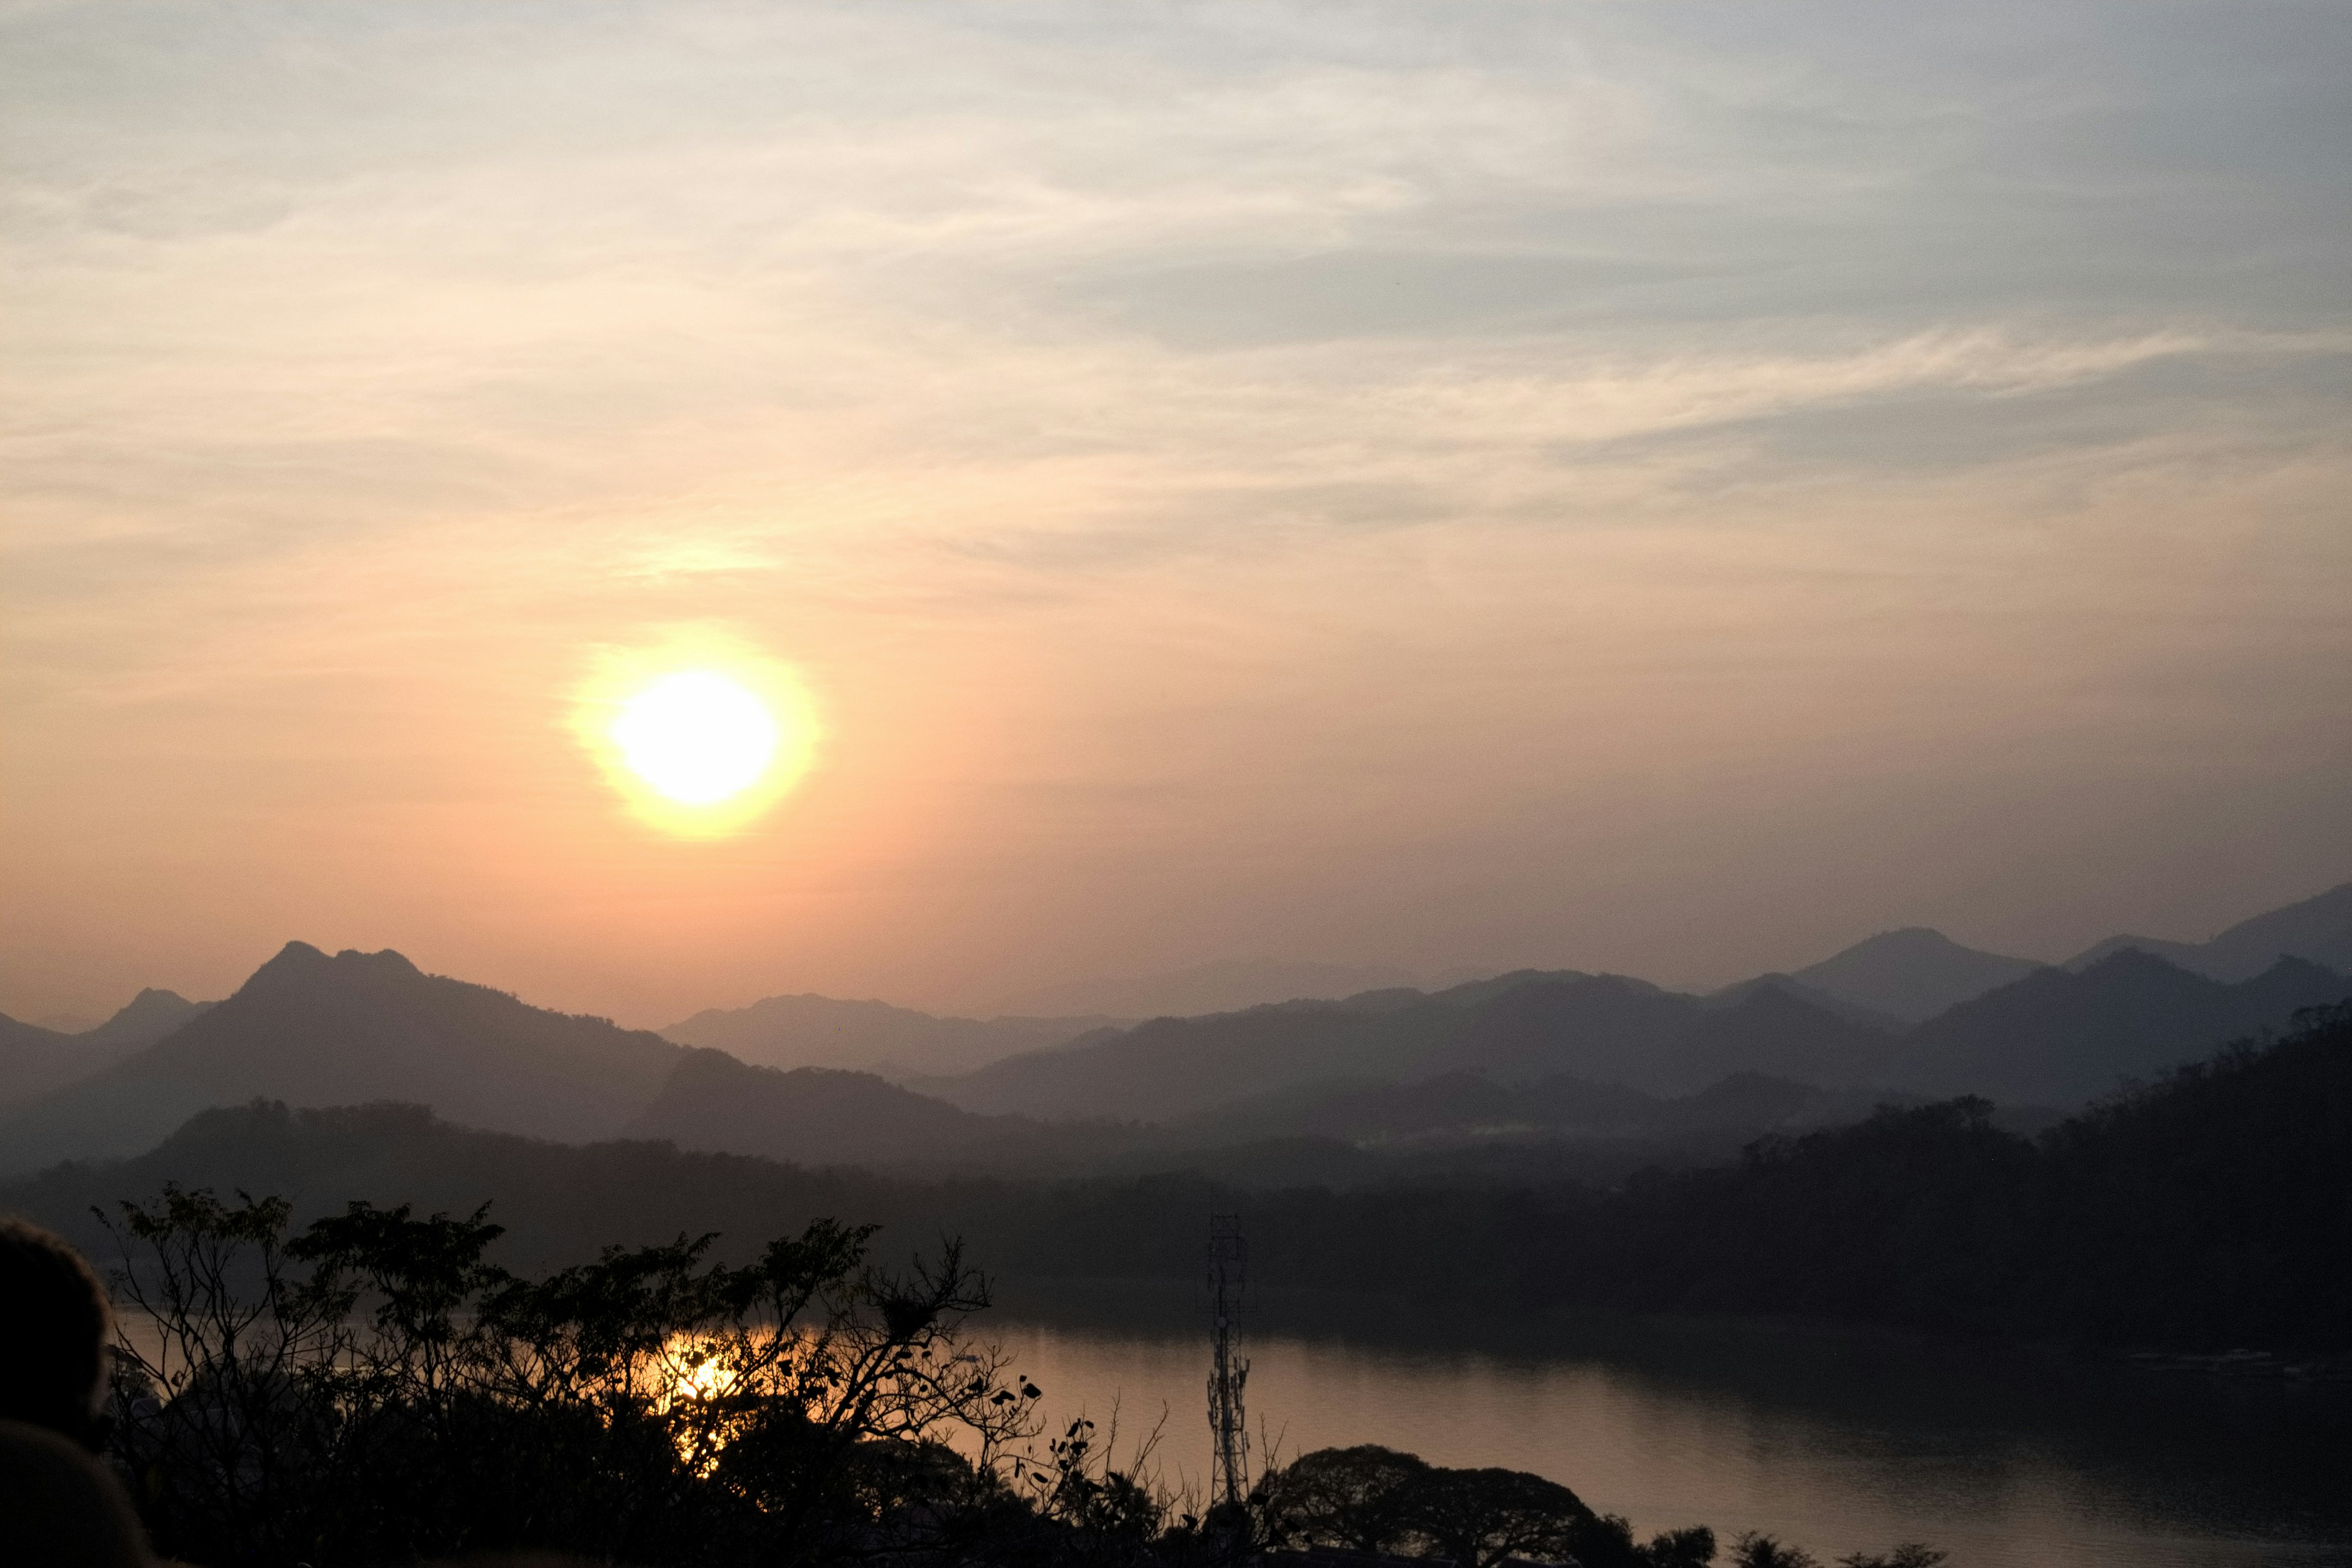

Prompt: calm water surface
[{"left": 984, "top": 1281, "right": 2352, "bottom": 1568}]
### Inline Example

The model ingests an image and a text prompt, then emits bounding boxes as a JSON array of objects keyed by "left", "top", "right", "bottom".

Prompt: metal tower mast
[{"left": 1207, "top": 1213, "right": 1251, "bottom": 1510}]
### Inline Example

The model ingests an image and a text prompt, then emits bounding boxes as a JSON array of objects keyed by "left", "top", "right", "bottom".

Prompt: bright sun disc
[
  {"left": 610, "top": 671, "right": 780, "bottom": 806},
  {"left": 573, "top": 641, "right": 818, "bottom": 837}
]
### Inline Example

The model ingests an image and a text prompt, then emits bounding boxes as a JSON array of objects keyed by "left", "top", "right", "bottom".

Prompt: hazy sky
[{"left": 5, "top": 1, "right": 2348, "bottom": 1028}]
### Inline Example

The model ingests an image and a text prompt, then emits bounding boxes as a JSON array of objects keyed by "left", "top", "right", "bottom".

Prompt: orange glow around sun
[{"left": 573, "top": 636, "right": 818, "bottom": 837}]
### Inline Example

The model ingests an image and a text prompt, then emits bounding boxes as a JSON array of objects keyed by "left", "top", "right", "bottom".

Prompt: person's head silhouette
[
  {"left": 0, "top": 1217, "right": 150, "bottom": 1566},
  {"left": 0, "top": 1216, "right": 115, "bottom": 1450}
]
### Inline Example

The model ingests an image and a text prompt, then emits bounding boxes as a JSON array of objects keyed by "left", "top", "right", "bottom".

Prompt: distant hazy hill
[
  {"left": 0, "top": 989, "right": 214, "bottom": 1109},
  {"left": 2065, "top": 881, "right": 2352, "bottom": 982},
  {"left": 940, "top": 993, "right": 1461, "bottom": 1120},
  {"left": 660, "top": 993, "right": 1114, "bottom": 1081},
  {"left": 0, "top": 943, "right": 680, "bottom": 1175},
  {"left": 624, "top": 1048, "right": 1079, "bottom": 1168},
  {"left": 1751, "top": 881, "right": 2351, "bottom": 1024},
  {"left": 938, "top": 970, "right": 1895, "bottom": 1120},
  {"left": 1702, "top": 972, "right": 1906, "bottom": 1032},
  {"left": 1422, "top": 975, "right": 1681, "bottom": 1089},
  {"left": 0, "top": 1014, "right": 75, "bottom": 1104},
  {"left": 996, "top": 958, "right": 1417, "bottom": 1020},
  {"left": 937, "top": 935, "right": 2346, "bottom": 1125},
  {"left": 86, "top": 987, "right": 217, "bottom": 1050},
  {"left": 1789, "top": 928, "right": 2043, "bottom": 1024},
  {"left": 1885, "top": 949, "right": 2350, "bottom": 1104},
  {"left": 1426, "top": 975, "right": 1898, "bottom": 1096},
  {"left": 935, "top": 969, "right": 1588, "bottom": 1120}
]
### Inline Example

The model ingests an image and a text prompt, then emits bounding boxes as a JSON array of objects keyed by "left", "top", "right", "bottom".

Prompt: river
[{"left": 984, "top": 1280, "right": 2352, "bottom": 1568}]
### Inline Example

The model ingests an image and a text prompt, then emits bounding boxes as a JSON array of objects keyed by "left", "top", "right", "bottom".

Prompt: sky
[{"left": 4, "top": 1, "right": 2348, "bottom": 1030}]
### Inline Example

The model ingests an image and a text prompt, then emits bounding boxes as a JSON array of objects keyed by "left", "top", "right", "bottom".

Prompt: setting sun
[
  {"left": 612, "top": 672, "right": 778, "bottom": 807},
  {"left": 574, "top": 640, "right": 819, "bottom": 837}
]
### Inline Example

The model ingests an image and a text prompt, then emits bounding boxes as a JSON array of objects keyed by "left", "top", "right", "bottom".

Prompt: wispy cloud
[{"left": 2, "top": 1, "right": 2346, "bottom": 1019}]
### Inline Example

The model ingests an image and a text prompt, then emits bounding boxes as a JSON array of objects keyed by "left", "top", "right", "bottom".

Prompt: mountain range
[
  {"left": 620, "top": 1047, "right": 1108, "bottom": 1170},
  {"left": 930, "top": 951, "right": 2344, "bottom": 1125},
  {"left": 0, "top": 943, "right": 680, "bottom": 1173},
  {"left": 2060, "top": 881, "right": 2352, "bottom": 982},
  {"left": 1885, "top": 950, "right": 2348, "bottom": 1104},
  {"left": 929, "top": 969, "right": 1917, "bottom": 1122},
  {"left": 1, "top": 881, "right": 2346, "bottom": 1181},
  {"left": 1743, "top": 881, "right": 2352, "bottom": 1020}
]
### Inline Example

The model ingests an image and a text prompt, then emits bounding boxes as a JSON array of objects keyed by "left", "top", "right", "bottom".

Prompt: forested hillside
[{"left": 13, "top": 1004, "right": 2348, "bottom": 1356}]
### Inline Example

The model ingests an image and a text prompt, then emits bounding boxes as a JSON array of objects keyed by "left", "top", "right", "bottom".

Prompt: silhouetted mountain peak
[
  {"left": 2, "top": 986, "right": 219, "bottom": 1111},
  {"left": 1425, "top": 971, "right": 1894, "bottom": 1096},
  {"left": 2066, "top": 881, "right": 2352, "bottom": 981},
  {"left": 2063, "top": 933, "right": 2183, "bottom": 971},
  {"left": 246, "top": 940, "right": 334, "bottom": 986},
  {"left": 235, "top": 945, "right": 454, "bottom": 1012},
  {"left": 1886, "top": 943, "right": 2349, "bottom": 1105},
  {"left": 112, "top": 987, "right": 200, "bottom": 1025},
  {"left": 1924, "top": 947, "right": 2207, "bottom": 1021},
  {"left": 1792, "top": 927, "right": 2042, "bottom": 1024},
  {"left": 0, "top": 943, "right": 682, "bottom": 1174},
  {"left": 1811, "top": 929, "right": 1973, "bottom": 965},
  {"left": 2215, "top": 880, "right": 2352, "bottom": 962},
  {"left": 2256, "top": 954, "right": 2341, "bottom": 986},
  {"left": 1404, "top": 968, "right": 1586, "bottom": 1009},
  {"left": 339, "top": 946, "right": 423, "bottom": 974},
  {"left": 2064, "top": 946, "right": 2228, "bottom": 997},
  {"left": 83, "top": 988, "right": 214, "bottom": 1052}
]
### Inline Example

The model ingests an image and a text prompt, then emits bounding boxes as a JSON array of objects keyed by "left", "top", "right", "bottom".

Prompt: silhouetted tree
[
  {"left": 1399, "top": 1463, "right": 1594, "bottom": 1567},
  {"left": 99, "top": 1185, "right": 1050, "bottom": 1566},
  {"left": 1255, "top": 1447, "right": 1722, "bottom": 1568},
  {"left": 1836, "top": 1548, "right": 1946, "bottom": 1568},
  {"left": 1257, "top": 1443, "right": 1431, "bottom": 1554},
  {"left": 1643, "top": 1525, "right": 1721, "bottom": 1567},
  {"left": 1730, "top": 1532, "right": 1819, "bottom": 1568}
]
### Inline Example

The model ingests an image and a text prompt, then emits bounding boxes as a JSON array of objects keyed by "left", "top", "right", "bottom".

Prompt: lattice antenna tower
[{"left": 1207, "top": 1212, "right": 1251, "bottom": 1510}]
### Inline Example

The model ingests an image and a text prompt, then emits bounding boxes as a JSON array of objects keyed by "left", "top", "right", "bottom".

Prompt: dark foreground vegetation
[{"left": 92, "top": 1186, "right": 1946, "bottom": 1567}]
